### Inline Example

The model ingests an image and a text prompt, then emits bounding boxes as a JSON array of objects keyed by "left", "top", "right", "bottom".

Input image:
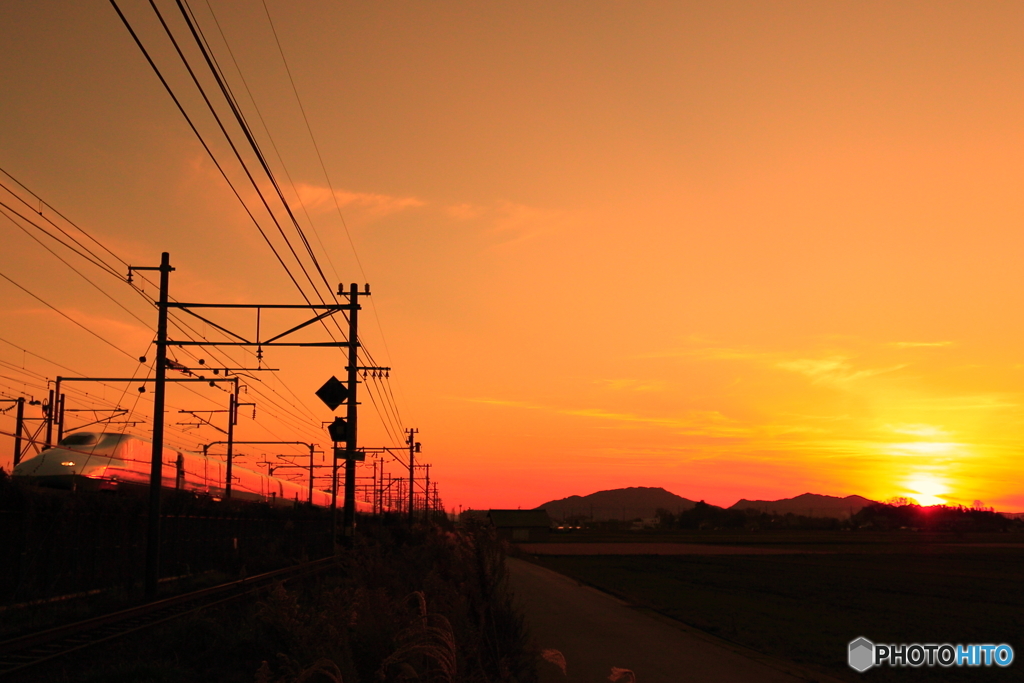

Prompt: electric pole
[
  {"left": 424, "top": 463, "right": 431, "bottom": 520},
  {"left": 150, "top": 251, "right": 171, "bottom": 599},
  {"left": 343, "top": 283, "right": 361, "bottom": 535},
  {"left": 14, "top": 397, "right": 23, "bottom": 466},
  {"left": 44, "top": 388, "right": 54, "bottom": 448},
  {"left": 1, "top": 397, "right": 28, "bottom": 465},
  {"left": 55, "top": 393, "right": 66, "bottom": 443},
  {"left": 130, "top": 252, "right": 173, "bottom": 600},
  {"left": 407, "top": 428, "right": 419, "bottom": 522},
  {"left": 226, "top": 378, "right": 237, "bottom": 498}
]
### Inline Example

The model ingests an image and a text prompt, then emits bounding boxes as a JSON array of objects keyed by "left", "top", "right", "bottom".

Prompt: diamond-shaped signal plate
[{"left": 316, "top": 376, "right": 348, "bottom": 411}]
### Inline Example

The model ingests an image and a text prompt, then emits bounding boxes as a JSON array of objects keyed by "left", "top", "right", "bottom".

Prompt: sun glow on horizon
[{"left": 904, "top": 474, "right": 950, "bottom": 507}]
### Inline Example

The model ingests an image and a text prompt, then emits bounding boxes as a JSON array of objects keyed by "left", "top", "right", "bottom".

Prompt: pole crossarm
[
  {"left": 169, "top": 341, "right": 353, "bottom": 347},
  {"left": 65, "top": 409, "right": 129, "bottom": 431},
  {"left": 361, "top": 446, "right": 412, "bottom": 467},
  {"left": 202, "top": 440, "right": 316, "bottom": 455},
  {"left": 175, "top": 307, "right": 251, "bottom": 343},
  {"left": 56, "top": 377, "right": 237, "bottom": 383},
  {"left": 176, "top": 367, "right": 279, "bottom": 373},
  {"left": 176, "top": 410, "right": 227, "bottom": 435},
  {"left": 263, "top": 309, "right": 342, "bottom": 344},
  {"left": 163, "top": 302, "right": 356, "bottom": 349},
  {"left": 167, "top": 303, "right": 356, "bottom": 309}
]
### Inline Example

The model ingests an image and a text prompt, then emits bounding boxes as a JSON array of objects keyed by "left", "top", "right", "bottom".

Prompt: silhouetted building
[{"left": 488, "top": 509, "right": 551, "bottom": 542}]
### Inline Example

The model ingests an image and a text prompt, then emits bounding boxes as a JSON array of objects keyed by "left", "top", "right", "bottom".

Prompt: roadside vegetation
[{"left": 22, "top": 518, "right": 537, "bottom": 683}]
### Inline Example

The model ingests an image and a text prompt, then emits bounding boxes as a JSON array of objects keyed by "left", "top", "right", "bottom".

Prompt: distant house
[
  {"left": 458, "top": 509, "right": 490, "bottom": 525},
  {"left": 488, "top": 509, "right": 551, "bottom": 542},
  {"left": 630, "top": 517, "right": 659, "bottom": 530}
]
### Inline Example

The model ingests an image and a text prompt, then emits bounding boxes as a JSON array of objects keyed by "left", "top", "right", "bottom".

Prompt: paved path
[
  {"left": 518, "top": 543, "right": 831, "bottom": 556},
  {"left": 507, "top": 557, "right": 820, "bottom": 683}
]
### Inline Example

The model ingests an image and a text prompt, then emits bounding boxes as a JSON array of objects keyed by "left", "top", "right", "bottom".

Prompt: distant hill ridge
[
  {"left": 729, "top": 492, "right": 876, "bottom": 519},
  {"left": 536, "top": 486, "right": 697, "bottom": 521},
  {"left": 535, "top": 488, "right": 878, "bottom": 521}
]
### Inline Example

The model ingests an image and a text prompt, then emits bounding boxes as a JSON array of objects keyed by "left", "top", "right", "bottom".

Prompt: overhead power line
[
  {"left": 109, "top": 0, "right": 407, "bottom": 445},
  {"left": 0, "top": 269, "right": 141, "bottom": 362}
]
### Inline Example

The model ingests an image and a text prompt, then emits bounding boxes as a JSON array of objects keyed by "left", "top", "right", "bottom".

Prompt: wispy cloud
[
  {"left": 898, "top": 395, "right": 1020, "bottom": 412},
  {"left": 463, "top": 396, "right": 747, "bottom": 437},
  {"left": 642, "top": 345, "right": 769, "bottom": 361},
  {"left": 886, "top": 423, "right": 952, "bottom": 438},
  {"left": 563, "top": 407, "right": 748, "bottom": 436},
  {"left": 445, "top": 203, "right": 487, "bottom": 220},
  {"left": 294, "top": 182, "right": 425, "bottom": 218},
  {"left": 443, "top": 200, "right": 565, "bottom": 248},
  {"left": 776, "top": 356, "right": 905, "bottom": 385},
  {"left": 890, "top": 341, "right": 955, "bottom": 348},
  {"left": 595, "top": 378, "right": 668, "bottom": 392}
]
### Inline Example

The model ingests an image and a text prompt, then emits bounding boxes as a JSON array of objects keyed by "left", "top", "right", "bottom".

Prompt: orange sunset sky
[{"left": 2, "top": 1, "right": 1024, "bottom": 511}]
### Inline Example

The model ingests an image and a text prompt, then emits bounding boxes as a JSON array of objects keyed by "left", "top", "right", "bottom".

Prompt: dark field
[{"left": 529, "top": 534, "right": 1024, "bottom": 682}]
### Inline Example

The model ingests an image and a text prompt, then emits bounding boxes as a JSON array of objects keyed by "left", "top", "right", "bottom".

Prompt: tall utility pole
[
  {"left": 150, "top": 251, "right": 171, "bottom": 599},
  {"left": 331, "top": 438, "right": 339, "bottom": 540},
  {"left": 12, "top": 397, "right": 23, "bottom": 466},
  {"left": 327, "top": 283, "right": 387, "bottom": 534},
  {"left": 44, "top": 388, "right": 54, "bottom": 448},
  {"left": 424, "top": 463, "right": 431, "bottom": 520},
  {"left": 225, "top": 378, "right": 238, "bottom": 498},
  {"left": 55, "top": 393, "right": 66, "bottom": 443},
  {"left": 1, "top": 397, "right": 28, "bottom": 465},
  {"left": 406, "top": 428, "right": 419, "bottom": 522},
  {"left": 343, "top": 283, "right": 361, "bottom": 535},
  {"left": 129, "top": 252, "right": 173, "bottom": 600},
  {"left": 14, "top": 397, "right": 24, "bottom": 466}
]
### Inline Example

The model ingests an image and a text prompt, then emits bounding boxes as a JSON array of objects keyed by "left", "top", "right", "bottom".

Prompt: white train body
[{"left": 12, "top": 431, "right": 352, "bottom": 508}]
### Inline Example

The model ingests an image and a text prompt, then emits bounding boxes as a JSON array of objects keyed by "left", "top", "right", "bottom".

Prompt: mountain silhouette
[
  {"left": 536, "top": 486, "right": 697, "bottom": 521},
  {"left": 729, "top": 493, "right": 876, "bottom": 519}
]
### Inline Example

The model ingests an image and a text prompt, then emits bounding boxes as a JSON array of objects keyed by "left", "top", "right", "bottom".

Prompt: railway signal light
[{"left": 327, "top": 416, "right": 348, "bottom": 442}]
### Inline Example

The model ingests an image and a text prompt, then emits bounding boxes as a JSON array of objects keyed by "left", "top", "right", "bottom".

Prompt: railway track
[{"left": 0, "top": 556, "right": 337, "bottom": 678}]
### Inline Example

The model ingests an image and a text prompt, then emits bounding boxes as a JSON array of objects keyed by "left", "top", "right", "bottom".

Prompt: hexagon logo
[{"left": 849, "top": 637, "right": 875, "bottom": 672}]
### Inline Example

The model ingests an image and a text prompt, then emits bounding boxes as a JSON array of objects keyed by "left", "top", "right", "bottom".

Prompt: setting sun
[{"left": 904, "top": 475, "right": 950, "bottom": 507}]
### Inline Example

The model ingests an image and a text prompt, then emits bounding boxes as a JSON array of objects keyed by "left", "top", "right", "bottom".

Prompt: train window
[{"left": 59, "top": 433, "right": 99, "bottom": 446}]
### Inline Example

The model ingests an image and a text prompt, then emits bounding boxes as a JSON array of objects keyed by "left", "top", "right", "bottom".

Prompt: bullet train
[{"left": 12, "top": 431, "right": 365, "bottom": 509}]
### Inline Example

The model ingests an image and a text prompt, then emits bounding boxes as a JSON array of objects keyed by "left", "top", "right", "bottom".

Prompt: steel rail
[{"left": 0, "top": 556, "right": 336, "bottom": 677}]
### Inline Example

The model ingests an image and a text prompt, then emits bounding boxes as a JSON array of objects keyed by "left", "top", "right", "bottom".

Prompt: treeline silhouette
[
  {"left": 641, "top": 500, "right": 1023, "bottom": 532},
  {"left": 851, "top": 502, "right": 1019, "bottom": 532},
  {"left": 652, "top": 501, "right": 843, "bottom": 530}
]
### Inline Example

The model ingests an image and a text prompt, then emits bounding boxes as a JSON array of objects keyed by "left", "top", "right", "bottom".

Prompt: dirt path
[{"left": 507, "top": 557, "right": 824, "bottom": 683}]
